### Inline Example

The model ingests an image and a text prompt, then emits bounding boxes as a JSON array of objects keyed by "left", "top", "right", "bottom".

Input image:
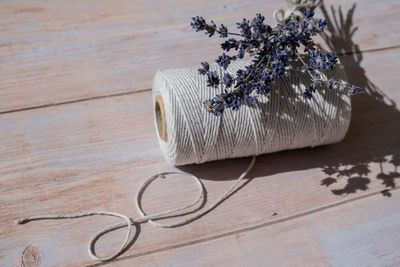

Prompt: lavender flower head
[{"left": 190, "top": 10, "right": 363, "bottom": 115}]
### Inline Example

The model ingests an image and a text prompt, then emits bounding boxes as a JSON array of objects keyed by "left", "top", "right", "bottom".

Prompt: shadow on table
[
  {"left": 178, "top": 3, "right": 400, "bottom": 198},
  {"left": 317, "top": 2, "right": 400, "bottom": 197}
]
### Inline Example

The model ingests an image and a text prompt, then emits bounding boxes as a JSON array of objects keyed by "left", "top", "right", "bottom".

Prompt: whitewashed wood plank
[
  {"left": 0, "top": 0, "right": 399, "bottom": 112},
  {"left": 114, "top": 189, "right": 400, "bottom": 267}
]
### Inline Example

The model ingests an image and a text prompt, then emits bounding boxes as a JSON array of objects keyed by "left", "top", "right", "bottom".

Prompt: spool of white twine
[{"left": 153, "top": 58, "right": 351, "bottom": 166}]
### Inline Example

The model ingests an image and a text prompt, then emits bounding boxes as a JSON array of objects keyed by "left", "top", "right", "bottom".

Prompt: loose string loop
[
  {"left": 16, "top": 156, "right": 256, "bottom": 262},
  {"left": 16, "top": 211, "right": 133, "bottom": 262}
]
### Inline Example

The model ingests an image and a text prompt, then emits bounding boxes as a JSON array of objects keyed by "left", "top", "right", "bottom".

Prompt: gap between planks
[
  {"left": 86, "top": 186, "right": 400, "bottom": 266},
  {"left": 0, "top": 44, "right": 400, "bottom": 116}
]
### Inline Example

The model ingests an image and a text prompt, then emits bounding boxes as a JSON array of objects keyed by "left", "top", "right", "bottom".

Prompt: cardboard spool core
[{"left": 155, "top": 95, "right": 168, "bottom": 142}]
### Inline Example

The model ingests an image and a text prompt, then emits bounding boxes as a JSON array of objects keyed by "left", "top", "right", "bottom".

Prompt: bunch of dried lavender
[{"left": 191, "top": 10, "right": 363, "bottom": 116}]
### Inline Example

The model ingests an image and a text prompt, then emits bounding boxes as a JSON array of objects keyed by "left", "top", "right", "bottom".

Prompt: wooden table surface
[{"left": 1, "top": 0, "right": 400, "bottom": 266}]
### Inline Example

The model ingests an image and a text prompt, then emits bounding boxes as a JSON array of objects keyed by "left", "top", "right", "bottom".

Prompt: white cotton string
[
  {"left": 16, "top": 156, "right": 256, "bottom": 262},
  {"left": 273, "top": 0, "right": 321, "bottom": 23},
  {"left": 153, "top": 58, "right": 351, "bottom": 166},
  {"left": 16, "top": 211, "right": 132, "bottom": 262}
]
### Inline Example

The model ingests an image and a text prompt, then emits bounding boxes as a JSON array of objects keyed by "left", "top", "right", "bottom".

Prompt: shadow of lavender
[
  {"left": 178, "top": 3, "right": 400, "bottom": 198},
  {"left": 318, "top": 2, "right": 400, "bottom": 196}
]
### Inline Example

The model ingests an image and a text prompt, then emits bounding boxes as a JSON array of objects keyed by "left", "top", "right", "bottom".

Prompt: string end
[{"left": 16, "top": 218, "right": 29, "bottom": 224}]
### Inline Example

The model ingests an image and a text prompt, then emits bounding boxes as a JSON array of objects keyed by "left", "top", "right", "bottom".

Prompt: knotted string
[
  {"left": 273, "top": 0, "right": 321, "bottom": 23},
  {"left": 16, "top": 156, "right": 256, "bottom": 262}
]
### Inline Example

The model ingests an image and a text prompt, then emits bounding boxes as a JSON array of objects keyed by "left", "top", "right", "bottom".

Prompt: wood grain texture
[
  {"left": 111, "top": 189, "right": 400, "bottom": 267},
  {"left": 1, "top": 45, "right": 399, "bottom": 266},
  {"left": 0, "top": 0, "right": 399, "bottom": 113}
]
